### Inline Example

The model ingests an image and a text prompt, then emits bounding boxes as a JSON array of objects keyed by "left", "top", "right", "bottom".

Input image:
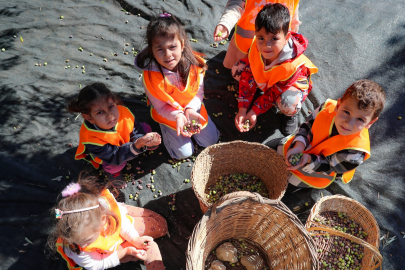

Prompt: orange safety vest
[
  {"left": 235, "top": 0, "right": 300, "bottom": 54},
  {"left": 282, "top": 99, "right": 371, "bottom": 189},
  {"left": 248, "top": 37, "right": 318, "bottom": 91},
  {"left": 56, "top": 189, "right": 130, "bottom": 270},
  {"left": 143, "top": 64, "right": 209, "bottom": 130},
  {"left": 74, "top": 106, "right": 135, "bottom": 169}
]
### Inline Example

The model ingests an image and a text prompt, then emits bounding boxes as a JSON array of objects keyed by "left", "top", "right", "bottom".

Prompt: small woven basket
[
  {"left": 186, "top": 191, "right": 318, "bottom": 270},
  {"left": 191, "top": 141, "right": 288, "bottom": 213},
  {"left": 305, "top": 195, "right": 382, "bottom": 269}
]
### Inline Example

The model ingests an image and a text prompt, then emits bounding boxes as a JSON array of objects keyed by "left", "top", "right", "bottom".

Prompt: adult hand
[
  {"left": 245, "top": 110, "right": 258, "bottom": 130},
  {"left": 185, "top": 108, "right": 205, "bottom": 134},
  {"left": 176, "top": 113, "right": 192, "bottom": 137},
  {"left": 234, "top": 108, "right": 247, "bottom": 132},
  {"left": 213, "top": 24, "right": 229, "bottom": 41}
]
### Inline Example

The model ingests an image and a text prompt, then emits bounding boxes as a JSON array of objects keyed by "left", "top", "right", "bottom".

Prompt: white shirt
[{"left": 65, "top": 200, "right": 139, "bottom": 270}]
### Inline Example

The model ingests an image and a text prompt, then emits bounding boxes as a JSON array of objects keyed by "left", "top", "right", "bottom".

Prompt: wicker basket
[
  {"left": 186, "top": 191, "right": 318, "bottom": 270},
  {"left": 305, "top": 195, "right": 382, "bottom": 269},
  {"left": 191, "top": 141, "right": 288, "bottom": 213}
]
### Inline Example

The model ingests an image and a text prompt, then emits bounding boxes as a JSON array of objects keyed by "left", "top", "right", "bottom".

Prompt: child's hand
[
  {"left": 122, "top": 247, "right": 147, "bottom": 262},
  {"left": 213, "top": 24, "right": 229, "bottom": 41},
  {"left": 285, "top": 141, "right": 306, "bottom": 169},
  {"left": 134, "top": 133, "right": 160, "bottom": 150},
  {"left": 131, "top": 236, "right": 154, "bottom": 250},
  {"left": 235, "top": 108, "right": 247, "bottom": 132},
  {"left": 144, "top": 132, "right": 161, "bottom": 147},
  {"left": 185, "top": 108, "right": 206, "bottom": 134},
  {"left": 245, "top": 110, "right": 258, "bottom": 130},
  {"left": 286, "top": 153, "right": 311, "bottom": 171},
  {"left": 176, "top": 113, "right": 193, "bottom": 137}
]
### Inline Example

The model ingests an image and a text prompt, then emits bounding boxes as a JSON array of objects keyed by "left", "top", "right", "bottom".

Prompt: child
[
  {"left": 266, "top": 79, "right": 386, "bottom": 189},
  {"left": 49, "top": 175, "right": 168, "bottom": 270},
  {"left": 213, "top": 0, "right": 301, "bottom": 69},
  {"left": 233, "top": 3, "right": 318, "bottom": 136},
  {"left": 135, "top": 13, "right": 220, "bottom": 160},
  {"left": 69, "top": 83, "right": 161, "bottom": 187}
]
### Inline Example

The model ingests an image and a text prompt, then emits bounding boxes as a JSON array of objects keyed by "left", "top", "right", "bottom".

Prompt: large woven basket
[
  {"left": 305, "top": 195, "right": 382, "bottom": 269},
  {"left": 186, "top": 191, "right": 318, "bottom": 270},
  {"left": 191, "top": 141, "right": 288, "bottom": 213}
]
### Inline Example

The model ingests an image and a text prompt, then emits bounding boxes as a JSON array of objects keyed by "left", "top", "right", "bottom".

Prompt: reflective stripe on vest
[
  {"left": 56, "top": 240, "right": 83, "bottom": 270},
  {"left": 143, "top": 65, "right": 209, "bottom": 130},
  {"left": 248, "top": 37, "right": 318, "bottom": 91},
  {"left": 74, "top": 106, "right": 135, "bottom": 169},
  {"left": 282, "top": 99, "right": 371, "bottom": 189},
  {"left": 235, "top": 0, "right": 299, "bottom": 54},
  {"left": 55, "top": 189, "right": 122, "bottom": 268}
]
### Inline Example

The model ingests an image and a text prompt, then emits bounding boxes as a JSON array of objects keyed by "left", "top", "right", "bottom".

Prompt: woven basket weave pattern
[
  {"left": 186, "top": 192, "right": 318, "bottom": 270},
  {"left": 306, "top": 195, "right": 381, "bottom": 269},
  {"left": 191, "top": 141, "right": 289, "bottom": 213}
]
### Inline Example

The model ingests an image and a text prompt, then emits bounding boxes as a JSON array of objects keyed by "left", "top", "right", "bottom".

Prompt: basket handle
[
  {"left": 210, "top": 191, "right": 265, "bottom": 218},
  {"left": 307, "top": 226, "right": 382, "bottom": 270}
]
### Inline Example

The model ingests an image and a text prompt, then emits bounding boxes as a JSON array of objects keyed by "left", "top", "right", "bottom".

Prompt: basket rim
[
  {"left": 191, "top": 141, "right": 289, "bottom": 210},
  {"left": 186, "top": 191, "right": 318, "bottom": 270},
  {"left": 305, "top": 195, "right": 380, "bottom": 239}
]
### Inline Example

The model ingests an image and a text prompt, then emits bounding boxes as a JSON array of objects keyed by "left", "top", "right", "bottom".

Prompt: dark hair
[
  {"left": 341, "top": 79, "right": 386, "bottom": 119},
  {"left": 255, "top": 3, "right": 290, "bottom": 35},
  {"left": 136, "top": 13, "right": 207, "bottom": 87},
  {"left": 47, "top": 173, "right": 120, "bottom": 255},
  {"left": 68, "top": 83, "right": 119, "bottom": 115}
]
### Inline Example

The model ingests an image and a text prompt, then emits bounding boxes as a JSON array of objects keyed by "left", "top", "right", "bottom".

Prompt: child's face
[
  {"left": 152, "top": 34, "right": 184, "bottom": 71},
  {"left": 255, "top": 28, "right": 290, "bottom": 64},
  {"left": 82, "top": 97, "right": 120, "bottom": 130},
  {"left": 334, "top": 96, "right": 378, "bottom": 136}
]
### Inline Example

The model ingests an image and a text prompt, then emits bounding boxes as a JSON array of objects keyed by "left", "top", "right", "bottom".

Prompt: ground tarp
[{"left": 0, "top": 0, "right": 404, "bottom": 269}]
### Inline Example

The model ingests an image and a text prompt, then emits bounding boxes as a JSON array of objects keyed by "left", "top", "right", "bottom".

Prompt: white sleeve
[
  {"left": 217, "top": 0, "right": 245, "bottom": 33},
  {"left": 117, "top": 203, "right": 140, "bottom": 242},
  {"left": 65, "top": 248, "right": 120, "bottom": 270},
  {"left": 144, "top": 84, "right": 183, "bottom": 121},
  {"left": 184, "top": 72, "right": 204, "bottom": 112}
]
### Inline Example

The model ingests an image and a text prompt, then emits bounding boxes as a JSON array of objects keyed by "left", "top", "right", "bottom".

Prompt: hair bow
[{"left": 159, "top": 13, "right": 171, "bottom": 18}]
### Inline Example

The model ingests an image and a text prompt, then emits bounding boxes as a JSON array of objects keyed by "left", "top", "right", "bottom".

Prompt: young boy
[
  {"left": 213, "top": 0, "right": 301, "bottom": 69},
  {"left": 233, "top": 3, "right": 318, "bottom": 136},
  {"left": 267, "top": 79, "right": 386, "bottom": 189}
]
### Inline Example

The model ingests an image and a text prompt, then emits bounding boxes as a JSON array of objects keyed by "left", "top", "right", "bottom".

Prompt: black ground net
[{"left": 0, "top": 0, "right": 404, "bottom": 269}]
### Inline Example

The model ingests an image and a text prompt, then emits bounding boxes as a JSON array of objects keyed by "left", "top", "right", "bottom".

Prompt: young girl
[
  {"left": 135, "top": 13, "right": 220, "bottom": 160},
  {"left": 213, "top": 0, "right": 301, "bottom": 69},
  {"left": 69, "top": 83, "right": 161, "bottom": 187},
  {"left": 48, "top": 175, "right": 167, "bottom": 270}
]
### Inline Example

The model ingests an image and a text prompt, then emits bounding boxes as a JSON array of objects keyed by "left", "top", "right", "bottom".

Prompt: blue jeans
[{"left": 160, "top": 116, "right": 219, "bottom": 159}]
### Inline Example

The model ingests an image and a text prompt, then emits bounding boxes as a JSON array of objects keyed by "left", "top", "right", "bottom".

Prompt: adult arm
[{"left": 216, "top": 0, "right": 246, "bottom": 34}]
